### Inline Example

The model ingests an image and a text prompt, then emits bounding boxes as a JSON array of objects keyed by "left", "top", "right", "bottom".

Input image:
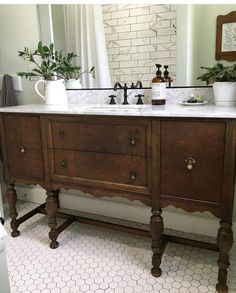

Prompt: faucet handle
[
  {"left": 131, "top": 82, "right": 135, "bottom": 88},
  {"left": 135, "top": 94, "right": 144, "bottom": 105},
  {"left": 109, "top": 94, "right": 116, "bottom": 105}
]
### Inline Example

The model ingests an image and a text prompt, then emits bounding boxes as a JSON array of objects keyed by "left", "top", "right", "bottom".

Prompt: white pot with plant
[
  {"left": 18, "top": 41, "right": 68, "bottom": 105},
  {"left": 197, "top": 63, "right": 236, "bottom": 106},
  {"left": 57, "top": 52, "right": 95, "bottom": 89}
]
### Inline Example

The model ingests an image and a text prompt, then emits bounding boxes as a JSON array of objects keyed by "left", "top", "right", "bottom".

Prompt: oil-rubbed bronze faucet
[
  {"left": 113, "top": 82, "right": 129, "bottom": 104},
  {"left": 113, "top": 81, "right": 143, "bottom": 105}
]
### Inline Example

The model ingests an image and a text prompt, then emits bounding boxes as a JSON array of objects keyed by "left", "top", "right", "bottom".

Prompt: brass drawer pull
[
  {"left": 59, "top": 130, "right": 65, "bottom": 139},
  {"left": 20, "top": 144, "right": 26, "bottom": 154},
  {"left": 185, "top": 157, "right": 196, "bottom": 170},
  {"left": 61, "top": 159, "right": 68, "bottom": 168},
  {"left": 130, "top": 171, "right": 137, "bottom": 180},
  {"left": 129, "top": 134, "right": 139, "bottom": 146}
]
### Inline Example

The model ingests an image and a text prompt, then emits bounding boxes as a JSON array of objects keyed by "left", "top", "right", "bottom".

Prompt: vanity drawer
[
  {"left": 4, "top": 115, "right": 44, "bottom": 180},
  {"left": 50, "top": 149, "right": 148, "bottom": 188},
  {"left": 50, "top": 121, "right": 148, "bottom": 156},
  {"left": 160, "top": 121, "right": 225, "bottom": 204}
]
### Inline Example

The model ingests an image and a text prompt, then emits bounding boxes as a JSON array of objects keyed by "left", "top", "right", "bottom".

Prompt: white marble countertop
[{"left": 0, "top": 103, "right": 236, "bottom": 119}]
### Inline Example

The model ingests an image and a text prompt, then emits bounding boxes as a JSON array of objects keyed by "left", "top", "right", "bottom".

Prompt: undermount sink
[{"left": 90, "top": 105, "right": 149, "bottom": 110}]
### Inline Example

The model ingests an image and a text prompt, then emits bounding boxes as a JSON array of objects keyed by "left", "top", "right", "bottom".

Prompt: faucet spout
[
  {"left": 113, "top": 82, "right": 129, "bottom": 104},
  {"left": 113, "top": 82, "right": 123, "bottom": 91}
]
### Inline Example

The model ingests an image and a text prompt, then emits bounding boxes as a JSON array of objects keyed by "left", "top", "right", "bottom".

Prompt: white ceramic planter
[
  {"left": 213, "top": 82, "right": 236, "bottom": 106},
  {"left": 35, "top": 79, "right": 68, "bottom": 105},
  {"left": 66, "top": 79, "right": 82, "bottom": 89}
]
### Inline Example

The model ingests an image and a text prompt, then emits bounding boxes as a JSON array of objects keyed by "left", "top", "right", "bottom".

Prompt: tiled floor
[{"left": 4, "top": 201, "right": 236, "bottom": 293}]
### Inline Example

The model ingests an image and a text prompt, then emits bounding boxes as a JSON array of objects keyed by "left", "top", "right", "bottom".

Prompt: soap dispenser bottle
[
  {"left": 151, "top": 64, "right": 166, "bottom": 105},
  {"left": 163, "top": 65, "right": 173, "bottom": 87}
]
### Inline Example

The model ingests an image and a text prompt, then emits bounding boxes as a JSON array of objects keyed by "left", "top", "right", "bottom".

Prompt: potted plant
[
  {"left": 197, "top": 62, "right": 236, "bottom": 106},
  {"left": 18, "top": 41, "right": 58, "bottom": 80},
  {"left": 18, "top": 41, "right": 67, "bottom": 105},
  {"left": 56, "top": 52, "right": 95, "bottom": 89}
]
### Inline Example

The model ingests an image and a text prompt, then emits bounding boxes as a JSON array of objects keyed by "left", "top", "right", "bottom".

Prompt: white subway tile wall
[{"left": 102, "top": 4, "right": 177, "bottom": 87}]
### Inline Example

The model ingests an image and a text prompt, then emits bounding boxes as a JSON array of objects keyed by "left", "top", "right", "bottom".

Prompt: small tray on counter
[{"left": 179, "top": 101, "right": 208, "bottom": 106}]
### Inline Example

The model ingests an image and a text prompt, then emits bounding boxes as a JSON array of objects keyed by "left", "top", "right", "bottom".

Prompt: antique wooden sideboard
[{"left": 0, "top": 105, "right": 235, "bottom": 293}]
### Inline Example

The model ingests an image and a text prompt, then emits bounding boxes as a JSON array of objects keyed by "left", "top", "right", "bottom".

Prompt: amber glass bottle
[
  {"left": 151, "top": 64, "right": 166, "bottom": 105},
  {"left": 163, "top": 65, "right": 173, "bottom": 87}
]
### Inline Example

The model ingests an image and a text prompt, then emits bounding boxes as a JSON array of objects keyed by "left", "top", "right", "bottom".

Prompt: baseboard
[{"left": 15, "top": 185, "right": 236, "bottom": 240}]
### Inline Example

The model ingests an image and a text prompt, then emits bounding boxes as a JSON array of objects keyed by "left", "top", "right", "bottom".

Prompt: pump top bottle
[
  {"left": 163, "top": 65, "right": 173, "bottom": 87},
  {"left": 151, "top": 64, "right": 166, "bottom": 105}
]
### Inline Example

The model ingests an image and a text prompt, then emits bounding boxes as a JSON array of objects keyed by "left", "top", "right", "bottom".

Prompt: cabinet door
[
  {"left": 4, "top": 115, "right": 44, "bottom": 181},
  {"left": 161, "top": 121, "right": 225, "bottom": 205}
]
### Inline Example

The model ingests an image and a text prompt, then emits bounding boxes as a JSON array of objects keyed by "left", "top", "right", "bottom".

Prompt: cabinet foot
[
  {"left": 6, "top": 184, "right": 20, "bottom": 237},
  {"left": 216, "top": 221, "right": 233, "bottom": 293},
  {"left": 11, "top": 229, "right": 20, "bottom": 237},
  {"left": 49, "top": 229, "right": 59, "bottom": 249},
  {"left": 150, "top": 208, "right": 163, "bottom": 277},
  {"left": 50, "top": 240, "right": 59, "bottom": 249},
  {"left": 216, "top": 283, "right": 228, "bottom": 293},
  {"left": 151, "top": 267, "right": 162, "bottom": 277},
  {"left": 46, "top": 190, "right": 59, "bottom": 249}
]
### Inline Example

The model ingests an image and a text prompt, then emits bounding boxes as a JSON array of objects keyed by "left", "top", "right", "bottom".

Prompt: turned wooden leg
[
  {"left": 46, "top": 190, "right": 59, "bottom": 249},
  {"left": 150, "top": 208, "right": 164, "bottom": 277},
  {"left": 6, "top": 184, "right": 20, "bottom": 237},
  {"left": 216, "top": 221, "right": 233, "bottom": 293}
]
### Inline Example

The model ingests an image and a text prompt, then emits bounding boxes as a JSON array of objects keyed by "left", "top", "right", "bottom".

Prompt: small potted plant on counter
[
  {"left": 17, "top": 41, "right": 68, "bottom": 105},
  {"left": 57, "top": 52, "right": 95, "bottom": 89},
  {"left": 197, "top": 62, "right": 236, "bottom": 106}
]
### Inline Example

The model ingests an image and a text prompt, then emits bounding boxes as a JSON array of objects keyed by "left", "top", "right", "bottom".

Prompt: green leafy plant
[
  {"left": 18, "top": 41, "right": 96, "bottom": 81},
  {"left": 56, "top": 52, "right": 95, "bottom": 80},
  {"left": 18, "top": 41, "right": 60, "bottom": 80},
  {"left": 197, "top": 62, "right": 236, "bottom": 84}
]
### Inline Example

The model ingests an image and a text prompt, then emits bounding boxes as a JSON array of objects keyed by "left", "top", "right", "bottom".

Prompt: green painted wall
[
  {"left": 0, "top": 4, "right": 42, "bottom": 104},
  {"left": 193, "top": 4, "right": 236, "bottom": 85}
]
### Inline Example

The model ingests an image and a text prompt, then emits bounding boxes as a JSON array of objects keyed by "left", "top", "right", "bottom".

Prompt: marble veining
[
  {"left": 0, "top": 86, "right": 232, "bottom": 118},
  {"left": 66, "top": 87, "right": 214, "bottom": 105},
  {"left": 102, "top": 4, "right": 177, "bottom": 87},
  {"left": 1, "top": 101, "right": 236, "bottom": 119}
]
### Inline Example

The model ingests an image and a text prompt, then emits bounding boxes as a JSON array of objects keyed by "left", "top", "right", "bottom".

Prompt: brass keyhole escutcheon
[
  {"left": 129, "top": 130, "right": 139, "bottom": 146},
  {"left": 130, "top": 171, "right": 137, "bottom": 180},
  {"left": 59, "top": 130, "right": 65, "bottom": 139},
  {"left": 61, "top": 159, "right": 68, "bottom": 168},
  {"left": 20, "top": 144, "right": 26, "bottom": 154},
  {"left": 185, "top": 157, "right": 196, "bottom": 170},
  {"left": 129, "top": 135, "right": 138, "bottom": 145}
]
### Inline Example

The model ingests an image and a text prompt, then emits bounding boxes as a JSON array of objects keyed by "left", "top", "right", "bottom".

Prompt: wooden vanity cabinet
[{"left": 0, "top": 113, "right": 235, "bottom": 293}]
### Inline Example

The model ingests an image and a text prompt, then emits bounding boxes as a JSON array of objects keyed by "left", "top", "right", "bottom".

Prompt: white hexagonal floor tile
[{"left": 3, "top": 200, "right": 236, "bottom": 293}]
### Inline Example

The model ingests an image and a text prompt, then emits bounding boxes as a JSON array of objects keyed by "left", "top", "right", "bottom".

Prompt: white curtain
[{"left": 63, "top": 4, "right": 111, "bottom": 88}]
